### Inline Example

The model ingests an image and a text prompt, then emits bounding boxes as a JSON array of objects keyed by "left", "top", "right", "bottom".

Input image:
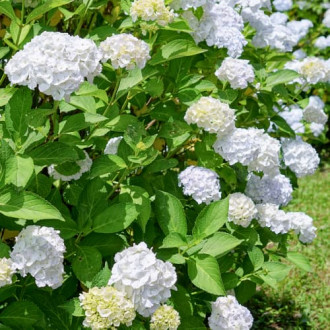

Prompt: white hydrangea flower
[
  {"left": 282, "top": 139, "right": 320, "bottom": 177},
  {"left": 278, "top": 105, "right": 305, "bottom": 134},
  {"left": 256, "top": 203, "right": 291, "bottom": 234},
  {"left": 5, "top": 32, "right": 102, "bottom": 101},
  {"left": 10, "top": 225, "right": 65, "bottom": 289},
  {"left": 293, "top": 49, "right": 306, "bottom": 60},
  {"left": 99, "top": 34, "right": 150, "bottom": 70},
  {"left": 0, "top": 258, "right": 15, "bottom": 288},
  {"left": 287, "top": 20, "right": 313, "bottom": 43},
  {"left": 273, "top": 0, "right": 293, "bottom": 11},
  {"left": 245, "top": 173, "right": 293, "bottom": 206},
  {"left": 213, "top": 128, "right": 263, "bottom": 166},
  {"left": 310, "top": 123, "right": 325, "bottom": 137},
  {"left": 108, "top": 242, "right": 177, "bottom": 317},
  {"left": 13, "top": 0, "right": 39, "bottom": 8},
  {"left": 215, "top": 58, "right": 255, "bottom": 89},
  {"left": 228, "top": 193, "right": 257, "bottom": 228},
  {"left": 184, "top": 96, "right": 236, "bottom": 137},
  {"left": 241, "top": 8, "right": 273, "bottom": 31},
  {"left": 48, "top": 150, "right": 92, "bottom": 182},
  {"left": 79, "top": 286, "right": 136, "bottom": 330},
  {"left": 323, "top": 8, "right": 330, "bottom": 28},
  {"left": 314, "top": 36, "right": 330, "bottom": 50},
  {"left": 171, "top": 0, "right": 207, "bottom": 10},
  {"left": 303, "top": 96, "right": 328, "bottom": 126},
  {"left": 130, "top": 0, "right": 175, "bottom": 26},
  {"left": 178, "top": 166, "right": 221, "bottom": 205},
  {"left": 104, "top": 137, "right": 123, "bottom": 155},
  {"left": 150, "top": 305, "right": 181, "bottom": 330},
  {"left": 208, "top": 295, "right": 253, "bottom": 330},
  {"left": 287, "top": 212, "right": 317, "bottom": 243},
  {"left": 237, "top": 0, "right": 271, "bottom": 11}
]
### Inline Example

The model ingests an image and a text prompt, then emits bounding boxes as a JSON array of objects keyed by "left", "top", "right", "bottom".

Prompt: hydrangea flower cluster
[
  {"left": 10, "top": 225, "right": 65, "bottom": 289},
  {"left": 256, "top": 204, "right": 316, "bottom": 243},
  {"left": 99, "top": 34, "right": 151, "bottom": 70},
  {"left": 79, "top": 286, "right": 136, "bottom": 329},
  {"left": 213, "top": 128, "right": 280, "bottom": 177},
  {"left": 183, "top": 2, "right": 247, "bottom": 57},
  {"left": 48, "top": 151, "right": 92, "bottom": 181},
  {"left": 171, "top": 0, "right": 206, "bottom": 10},
  {"left": 104, "top": 137, "right": 123, "bottom": 155},
  {"left": 178, "top": 166, "right": 221, "bottom": 204},
  {"left": 108, "top": 242, "right": 177, "bottom": 317},
  {"left": 310, "top": 123, "right": 325, "bottom": 137},
  {"left": 245, "top": 173, "right": 293, "bottom": 206},
  {"left": 273, "top": 0, "right": 293, "bottom": 11},
  {"left": 150, "top": 305, "right": 181, "bottom": 330},
  {"left": 184, "top": 96, "right": 236, "bottom": 137},
  {"left": 5, "top": 32, "right": 102, "bottom": 101},
  {"left": 303, "top": 96, "right": 328, "bottom": 126},
  {"left": 323, "top": 8, "right": 330, "bottom": 28},
  {"left": 228, "top": 193, "right": 257, "bottom": 228},
  {"left": 215, "top": 58, "right": 255, "bottom": 89},
  {"left": 314, "top": 36, "right": 330, "bottom": 50},
  {"left": 282, "top": 138, "right": 320, "bottom": 178},
  {"left": 277, "top": 104, "right": 305, "bottom": 134},
  {"left": 130, "top": 0, "right": 175, "bottom": 26},
  {"left": 208, "top": 295, "right": 253, "bottom": 330},
  {"left": 0, "top": 258, "right": 15, "bottom": 288}
]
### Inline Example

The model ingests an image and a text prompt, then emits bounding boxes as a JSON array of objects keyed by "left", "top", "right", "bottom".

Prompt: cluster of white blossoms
[
  {"left": 277, "top": 104, "right": 305, "bottom": 134},
  {"left": 310, "top": 123, "right": 325, "bottom": 137},
  {"left": 178, "top": 166, "right": 221, "bottom": 205},
  {"left": 273, "top": 0, "right": 293, "bottom": 11},
  {"left": 282, "top": 138, "right": 320, "bottom": 178},
  {"left": 5, "top": 32, "right": 102, "bottom": 101},
  {"left": 214, "top": 128, "right": 280, "bottom": 177},
  {"left": 0, "top": 258, "right": 15, "bottom": 288},
  {"left": 108, "top": 242, "right": 177, "bottom": 317},
  {"left": 104, "top": 136, "right": 123, "bottom": 155},
  {"left": 150, "top": 305, "right": 181, "bottom": 330},
  {"left": 183, "top": 2, "right": 247, "bottom": 57},
  {"left": 79, "top": 286, "right": 136, "bottom": 329},
  {"left": 130, "top": 0, "right": 175, "bottom": 26},
  {"left": 171, "top": 0, "right": 206, "bottom": 10},
  {"left": 314, "top": 36, "right": 330, "bottom": 50},
  {"left": 256, "top": 204, "right": 316, "bottom": 243},
  {"left": 215, "top": 58, "right": 255, "bottom": 89},
  {"left": 303, "top": 96, "right": 328, "bottom": 126},
  {"left": 285, "top": 57, "right": 330, "bottom": 85},
  {"left": 208, "top": 295, "right": 253, "bottom": 330},
  {"left": 245, "top": 173, "right": 293, "bottom": 206},
  {"left": 99, "top": 34, "right": 150, "bottom": 70},
  {"left": 228, "top": 193, "right": 257, "bottom": 228},
  {"left": 323, "top": 8, "right": 330, "bottom": 28},
  {"left": 48, "top": 151, "right": 92, "bottom": 182},
  {"left": 10, "top": 226, "right": 65, "bottom": 289},
  {"left": 184, "top": 96, "right": 236, "bottom": 137}
]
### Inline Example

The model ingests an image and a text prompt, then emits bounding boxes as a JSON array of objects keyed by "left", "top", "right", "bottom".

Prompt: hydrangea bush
[{"left": 0, "top": 0, "right": 328, "bottom": 328}]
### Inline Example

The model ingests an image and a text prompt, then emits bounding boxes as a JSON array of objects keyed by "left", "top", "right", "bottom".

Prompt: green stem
[
  {"left": 106, "top": 168, "right": 130, "bottom": 200},
  {"left": 74, "top": 0, "right": 93, "bottom": 35},
  {"left": 15, "top": 0, "right": 25, "bottom": 46},
  {"left": 0, "top": 73, "right": 7, "bottom": 86}
]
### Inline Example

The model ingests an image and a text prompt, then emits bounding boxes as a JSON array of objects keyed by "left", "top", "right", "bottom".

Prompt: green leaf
[
  {"left": 160, "top": 233, "right": 188, "bottom": 249},
  {"left": 28, "top": 142, "right": 79, "bottom": 166},
  {"left": 68, "top": 95, "right": 97, "bottom": 113},
  {"left": 0, "top": 1, "right": 19, "bottom": 22},
  {"left": 0, "top": 187, "right": 64, "bottom": 221},
  {"left": 93, "top": 203, "right": 139, "bottom": 233},
  {"left": 5, "top": 155, "right": 34, "bottom": 188},
  {"left": 0, "top": 301, "right": 44, "bottom": 328},
  {"left": 0, "top": 242, "right": 10, "bottom": 258},
  {"left": 286, "top": 252, "right": 312, "bottom": 272},
  {"left": 265, "top": 69, "right": 300, "bottom": 87},
  {"left": 5, "top": 87, "right": 32, "bottom": 143},
  {"left": 26, "top": 0, "right": 73, "bottom": 23},
  {"left": 0, "top": 88, "right": 16, "bottom": 107},
  {"left": 222, "top": 273, "right": 239, "bottom": 290},
  {"left": 187, "top": 254, "right": 225, "bottom": 295},
  {"left": 271, "top": 115, "right": 296, "bottom": 137},
  {"left": 72, "top": 246, "right": 102, "bottom": 282},
  {"left": 199, "top": 232, "right": 243, "bottom": 258},
  {"left": 192, "top": 198, "right": 229, "bottom": 240},
  {"left": 89, "top": 155, "right": 126, "bottom": 178},
  {"left": 119, "top": 185, "right": 151, "bottom": 233},
  {"left": 263, "top": 262, "right": 291, "bottom": 281},
  {"left": 145, "top": 158, "right": 178, "bottom": 174},
  {"left": 58, "top": 298, "right": 85, "bottom": 317},
  {"left": 235, "top": 281, "right": 256, "bottom": 303},
  {"left": 154, "top": 190, "right": 187, "bottom": 236},
  {"left": 88, "top": 262, "right": 111, "bottom": 288},
  {"left": 248, "top": 246, "right": 264, "bottom": 270}
]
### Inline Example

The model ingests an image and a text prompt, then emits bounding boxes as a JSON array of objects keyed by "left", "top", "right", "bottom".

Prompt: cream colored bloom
[
  {"left": 79, "top": 286, "right": 136, "bottom": 330},
  {"left": 150, "top": 305, "right": 181, "bottom": 330},
  {"left": 0, "top": 258, "right": 15, "bottom": 288}
]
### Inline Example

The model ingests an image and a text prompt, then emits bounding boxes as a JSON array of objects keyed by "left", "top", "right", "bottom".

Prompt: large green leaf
[
  {"left": 286, "top": 252, "right": 312, "bottom": 272},
  {"left": 248, "top": 246, "right": 264, "bottom": 270},
  {"left": 0, "top": 187, "right": 64, "bottom": 221},
  {"left": 93, "top": 202, "right": 139, "bottom": 233},
  {"left": 199, "top": 232, "right": 243, "bottom": 258},
  {"left": 154, "top": 190, "right": 187, "bottom": 236},
  {"left": 89, "top": 155, "right": 126, "bottom": 179},
  {"left": 262, "top": 262, "right": 291, "bottom": 281},
  {"left": 187, "top": 254, "right": 225, "bottom": 295},
  {"left": 192, "top": 198, "right": 229, "bottom": 240},
  {"left": 5, "top": 155, "right": 34, "bottom": 188},
  {"left": 265, "top": 69, "right": 300, "bottom": 87},
  {"left": 0, "top": 1, "right": 19, "bottom": 22}
]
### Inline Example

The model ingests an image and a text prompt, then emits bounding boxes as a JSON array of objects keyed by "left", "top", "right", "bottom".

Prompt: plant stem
[{"left": 74, "top": 0, "right": 94, "bottom": 35}]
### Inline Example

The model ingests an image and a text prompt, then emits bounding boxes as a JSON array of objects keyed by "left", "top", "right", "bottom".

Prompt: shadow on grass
[{"left": 247, "top": 289, "right": 311, "bottom": 329}]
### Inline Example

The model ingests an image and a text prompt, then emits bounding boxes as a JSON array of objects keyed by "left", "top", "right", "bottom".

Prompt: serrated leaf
[
  {"left": 89, "top": 155, "right": 126, "bottom": 178},
  {"left": 286, "top": 251, "right": 312, "bottom": 272},
  {"left": 263, "top": 261, "right": 291, "bottom": 281},
  {"left": 88, "top": 262, "right": 111, "bottom": 288},
  {"left": 0, "top": 1, "right": 19, "bottom": 22},
  {"left": 248, "top": 246, "right": 264, "bottom": 270},
  {"left": 5, "top": 155, "right": 34, "bottom": 188},
  {"left": 265, "top": 69, "right": 300, "bottom": 87},
  {"left": 58, "top": 298, "right": 85, "bottom": 317},
  {"left": 160, "top": 233, "right": 188, "bottom": 249}
]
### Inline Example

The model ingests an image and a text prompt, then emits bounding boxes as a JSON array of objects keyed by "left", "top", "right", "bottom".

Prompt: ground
[{"left": 248, "top": 165, "right": 330, "bottom": 329}]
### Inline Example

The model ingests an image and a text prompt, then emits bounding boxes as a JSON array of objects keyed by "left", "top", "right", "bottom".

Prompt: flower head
[
  {"left": 303, "top": 96, "right": 328, "bottom": 126},
  {"left": 104, "top": 137, "right": 123, "bottom": 155},
  {"left": 150, "top": 305, "right": 181, "bottom": 330},
  {"left": 287, "top": 212, "right": 316, "bottom": 243},
  {"left": 0, "top": 258, "right": 15, "bottom": 288}
]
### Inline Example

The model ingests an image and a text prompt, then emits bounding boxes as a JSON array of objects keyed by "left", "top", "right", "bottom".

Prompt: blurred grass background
[{"left": 248, "top": 164, "right": 330, "bottom": 329}]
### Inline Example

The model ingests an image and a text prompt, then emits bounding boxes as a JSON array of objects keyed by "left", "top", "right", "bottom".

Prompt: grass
[{"left": 247, "top": 165, "right": 330, "bottom": 329}]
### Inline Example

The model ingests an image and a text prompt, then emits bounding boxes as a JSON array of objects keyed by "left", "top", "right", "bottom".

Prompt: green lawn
[{"left": 248, "top": 166, "right": 330, "bottom": 329}]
